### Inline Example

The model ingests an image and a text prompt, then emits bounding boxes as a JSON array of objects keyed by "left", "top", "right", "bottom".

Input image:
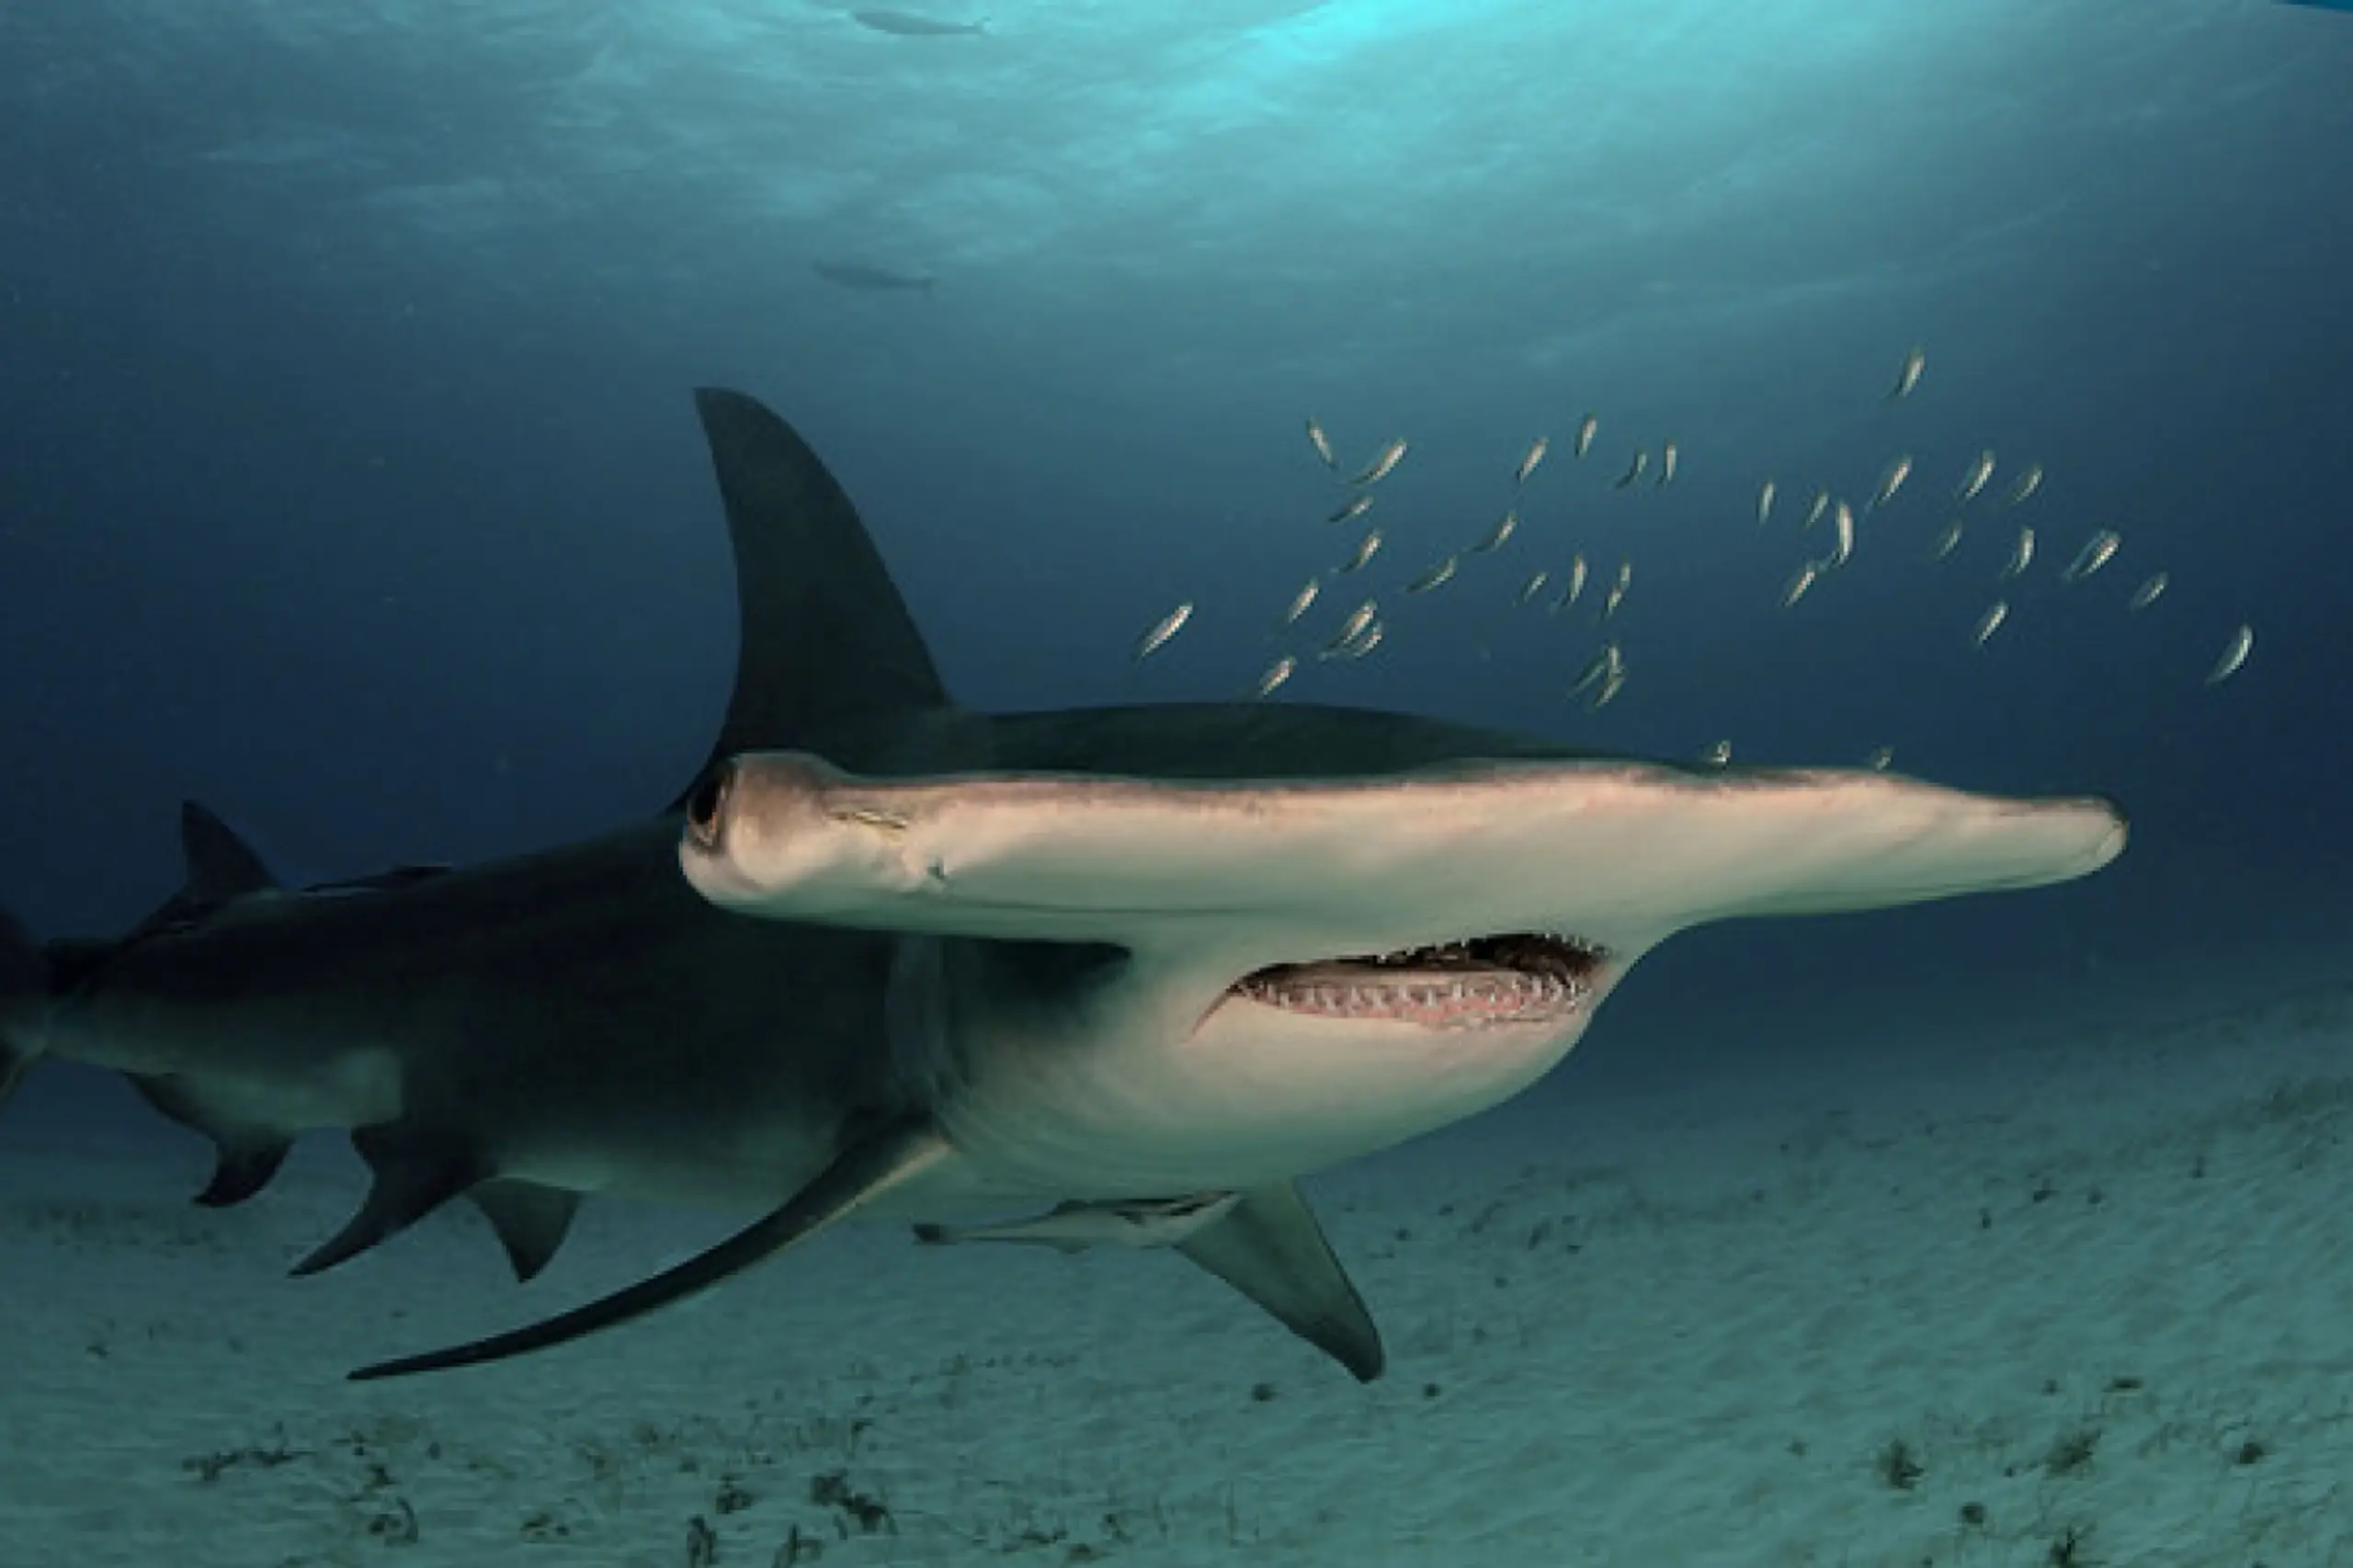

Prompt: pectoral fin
[
  {"left": 347, "top": 1118, "right": 951, "bottom": 1381},
  {"left": 1176, "top": 1182, "right": 1384, "bottom": 1382}
]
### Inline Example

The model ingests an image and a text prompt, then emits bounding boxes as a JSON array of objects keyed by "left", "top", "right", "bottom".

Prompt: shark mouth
[{"left": 1230, "top": 934, "right": 1608, "bottom": 1028}]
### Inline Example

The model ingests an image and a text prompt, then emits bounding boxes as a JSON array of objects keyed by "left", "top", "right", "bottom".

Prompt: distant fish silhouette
[
  {"left": 851, "top": 10, "right": 989, "bottom": 35},
  {"left": 812, "top": 259, "right": 937, "bottom": 297}
]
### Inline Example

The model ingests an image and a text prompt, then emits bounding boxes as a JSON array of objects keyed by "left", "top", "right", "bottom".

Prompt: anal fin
[
  {"left": 1174, "top": 1181, "right": 1385, "bottom": 1382},
  {"left": 347, "top": 1118, "right": 950, "bottom": 1381},
  {"left": 291, "top": 1121, "right": 490, "bottom": 1277},
  {"left": 125, "top": 1074, "right": 296, "bottom": 1209},
  {"left": 468, "top": 1178, "right": 585, "bottom": 1282}
]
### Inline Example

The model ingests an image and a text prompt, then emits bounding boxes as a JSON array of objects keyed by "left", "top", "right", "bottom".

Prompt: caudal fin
[{"left": 0, "top": 912, "right": 46, "bottom": 1112}]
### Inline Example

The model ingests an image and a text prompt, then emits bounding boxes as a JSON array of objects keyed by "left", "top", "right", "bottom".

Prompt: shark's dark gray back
[{"left": 674, "top": 389, "right": 953, "bottom": 806}]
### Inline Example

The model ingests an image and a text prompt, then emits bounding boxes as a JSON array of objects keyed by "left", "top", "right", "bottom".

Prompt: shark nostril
[{"left": 686, "top": 764, "right": 733, "bottom": 849}]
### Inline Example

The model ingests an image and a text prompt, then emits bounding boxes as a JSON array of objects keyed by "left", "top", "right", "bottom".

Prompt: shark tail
[{"left": 0, "top": 910, "right": 45, "bottom": 1112}]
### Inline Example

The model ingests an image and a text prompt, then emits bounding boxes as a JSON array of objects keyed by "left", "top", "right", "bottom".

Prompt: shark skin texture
[{"left": 0, "top": 388, "right": 2127, "bottom": 1386}]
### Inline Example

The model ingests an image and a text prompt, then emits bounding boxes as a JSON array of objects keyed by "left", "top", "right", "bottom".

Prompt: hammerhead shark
[{"left": 0, "top": 388, "right": 2127, "bottom": 1383}]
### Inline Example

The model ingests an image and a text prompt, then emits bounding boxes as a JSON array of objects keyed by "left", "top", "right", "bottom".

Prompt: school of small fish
[{"left": 1133, "top": 346, "right": 2256, "bottom": 729}]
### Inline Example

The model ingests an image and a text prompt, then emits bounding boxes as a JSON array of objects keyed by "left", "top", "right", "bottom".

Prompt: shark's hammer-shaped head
[{"left": 683, "top": 749, "right": 2126, "bottom": 1195}]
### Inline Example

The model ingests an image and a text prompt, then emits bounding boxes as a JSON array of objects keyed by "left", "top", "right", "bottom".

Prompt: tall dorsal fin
[
  {"left": 670, "top": 388, "right": 952, "bottom": 810},
  {"left": 180, "top": 801, "right": 277, "bottom": 903}
]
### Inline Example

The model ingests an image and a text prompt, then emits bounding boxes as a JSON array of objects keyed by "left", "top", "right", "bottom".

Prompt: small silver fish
[
  {"left": 1470, "top": 508, "right": 1518, "bottom": 554},
  {"left": 1283, "top": 577, "right": 1321, "bottom": 625},
  {"left": 2127, "top": 572, "right": 2169, "bottom": 612},
  {"left": 1515, "top": 437, "right": 1550, "bottom": 487},
  {"left": 1780, "top": 562, "right": 1819, "bottom": 608},
  {"left": 1929, "top": 518, "right": 1965, "bottom": 562},
  {"left": 1655, "top": 440, "right": 1679, "bottom": 488},
  {"left": 1699, "top": 739, "right": 1733, "bottom": 767},
  {"left": 1348, "top": 437, "right": 1409, "bottom": 487},
  {"left": 1802, "top": 489, "right": 1831, "bottom": 531},
  {"left": 1600, "top": 561, "right": 1630, "bottom": 621},
  {"left": 1326, "top": 494, "right": 1376, "bottom": 527},
  {"left": 2003, "top": 464, "right": 2044, "bottom": 506},
  {"left": 852, "top": 11, "right": 988, "bottom": 38},
  {"left": 1339, "top": 529, "right": 1382, "bottom": 573},
  {"left": 1756, "top": 479, "right": 1777, "bottom": 527},
  {"left": 1574, "top": 414, "right": 1598, "bottom": 458},
  {"left": 1327, "top": 599, "right": 1377, "bottom": 651},
  {"left": 1552, "top": 554, "right": 1589, "bottom": 613},
  {"left": 1972, "top": 600, "right": 2009, "bottom": 647},
  {"left": 1305, "top": 417, "right": 1336, "bottom": 470},
  {"left": 1134, "top": 602, "right": 1193, "bottom": 661},
  {"left": 1591, "top": 663, "right": 1627, "bottom": 710},
  {"left": 1864, "top": 745, "right": 1895, "bottom": 772},
  {"left": 1870, "top": 454, "right": 1913, "bottom": 512},
  {"left": 1999, "top": 526, "right": 2035, "bottom": 580},
  {"left": 1888, "top": 345, "right": 1927, "bottom": 402},
  {"left": 2204, "top": 623, "right": 2253, "bottom": 687},
  {"left": 1254, "top": 657, "right": 1296, "bottom": 698},
  {"left": 1955, "top": 449, "right": 1996, "bottom": 504},
  {"left": 2060, "top": 528, "right": 2121, "bottom": 584},
  {"left": 1612, "top": 449, "right": 1649, "bottom": 490},
  {"left": 1825, "top": 500, "right": 1856, "bottom": 569},
  {"left": 1517, "top": 571, "right": 1550, "bottom": 605},
  {"left": 1404, "top": 556, "right": 1459, "bottom": 594},
  {"left": 1569, "top": 642, "right": 1621, "bottom": 699},
  {"left": 1334, "top": 620, "right": 1384, "bottom": 660}
]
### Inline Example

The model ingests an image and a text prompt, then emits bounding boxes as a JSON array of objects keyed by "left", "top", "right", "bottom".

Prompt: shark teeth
[{"left": 1233, "top": 933, "right": 1607, "bottom": 1028}]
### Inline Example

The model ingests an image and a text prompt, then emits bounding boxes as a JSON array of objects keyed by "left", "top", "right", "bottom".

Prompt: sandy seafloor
[{"left": 4, "top": 974, "right": 2349, "bottom": 1568}]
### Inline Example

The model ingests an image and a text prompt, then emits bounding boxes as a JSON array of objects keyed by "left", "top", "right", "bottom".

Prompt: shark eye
[{"left": 686, "top": 764, "right": 734, "bottom": 849}]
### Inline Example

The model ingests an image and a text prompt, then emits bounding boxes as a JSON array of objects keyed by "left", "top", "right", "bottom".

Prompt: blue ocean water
[{"left": 2, "top": 2, "right": 2349, "bottom": 1562}]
